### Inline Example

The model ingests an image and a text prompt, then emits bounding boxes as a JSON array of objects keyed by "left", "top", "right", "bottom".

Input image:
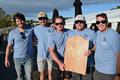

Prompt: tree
[
  {"left": 0, "top": 7, "right": 15, "bottom": 28},
  {"left": 111, "top": 6, "right": 120, "bottom": 10},
  {"left": 0, "top": 7, "right": 6, "bottom": 19},
  {"left": 0, "top": 14, "right": 12, "bottom": 28},
  {"left": 26, "top": 19, "right": 34, "bottom": 26}
]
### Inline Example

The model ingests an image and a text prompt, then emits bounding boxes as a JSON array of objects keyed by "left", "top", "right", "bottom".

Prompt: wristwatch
[{"left": 116, "top": 73, "right": 120, "bottom": 76}]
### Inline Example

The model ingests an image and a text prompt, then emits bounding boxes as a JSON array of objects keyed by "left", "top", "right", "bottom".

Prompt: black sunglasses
[
  {"left": 96, "top": 20, "right": 107, "bottom": 24},
  {"left": 38, "top": 17, "right": 48, "bottom": 20},
  {"left": 75, "top": 20, "right": 85, "bottom": 24},
  {"left": 20, "top": 32, "right": 26, "bottom": 39},
  {"left": 55, "top": 22, "right": 64, "bottom": 25}
]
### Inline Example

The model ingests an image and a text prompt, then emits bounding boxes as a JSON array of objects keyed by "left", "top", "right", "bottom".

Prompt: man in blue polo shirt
[
  {"left": 94, "top": 13, "right": 120, "bottom": 80},
  {"left": 68, "top": 15, "right": 96, "bottom": 80},
  {"left": 5, "top": 12, "right": 34, "bottom": 80},
  {"left": 34, "top": 11, "right": 53, "bottom": 80},
  {"left": 48, "top": 16, "right": 70, "bottom": 80}
]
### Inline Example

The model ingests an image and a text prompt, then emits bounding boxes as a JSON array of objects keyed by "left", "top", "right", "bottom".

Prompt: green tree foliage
[
  {"left": 116, "top": 6, "right": 120, "bottom": 9},
  {"left": 0, "top": 7, "right": 14, "bottom": 28},
  {"left": 111, "top": 6, "right": 120, "bottom": 10},
  {"left": 26, "top": 19, "right": 34, "bottom": 26},
  {"left": 0, "top": 14, "right": 13, "bottom": 28},
  {"left": 0, "top": 7, "right": 5, "bottom": 19}
]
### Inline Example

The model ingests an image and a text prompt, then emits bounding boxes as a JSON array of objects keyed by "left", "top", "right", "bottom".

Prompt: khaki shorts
[{"left": 37, "top": 59, "right": 52, "bottom": 72}]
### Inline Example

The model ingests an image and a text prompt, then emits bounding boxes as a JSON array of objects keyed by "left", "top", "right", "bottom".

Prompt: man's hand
[
  {"left": 84, "top": 50, "right": 91, "bottom": 56},
  {"left": 5, "top": 59, "right": 10, "bottom": 68},
  {"left": 5, "top": 44, "right": 12, "bottom": 68},
  {"left": 58, "top": 62, "right": 66, "bottom": 71}
]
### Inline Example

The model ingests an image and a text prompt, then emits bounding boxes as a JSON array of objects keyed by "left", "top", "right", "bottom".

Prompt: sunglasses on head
[
  {"left": 20, "top": 32, "right": 26, "bottom": 39},
  {"left": 38, "top": 17, "right": 48, "bottom": 20},
  {"left": 75, "top": 20, "right": 85, "bottom": 24},
  {"left": 96, "top": 20, "right": 107, "bottom": 24},
  {"left": 55, "top": 22, "right": 64, "bottom": 25}
]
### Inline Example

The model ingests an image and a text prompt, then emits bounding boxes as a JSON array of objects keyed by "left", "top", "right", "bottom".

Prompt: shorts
[{"left": 37, "top": 59, "right": 52, "bottom": 72}]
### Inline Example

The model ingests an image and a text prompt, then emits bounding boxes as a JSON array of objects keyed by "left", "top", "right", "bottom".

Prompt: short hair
[
  {"left": 52, "top": 16, "right": 65, "bottom": 25},
  {"left": 13, "top": 12, "right": 26, "bottom": 22},
  {"left": 96, "top": 13, "right": 108, "bottom": 22}
]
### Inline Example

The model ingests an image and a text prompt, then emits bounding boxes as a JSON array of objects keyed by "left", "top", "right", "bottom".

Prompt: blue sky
[
  {"left": 0, "top": 0, "right": 120, "bottom": 20},
  {"left": 48, "top": 3, "right": 119, "bottom": 18}
]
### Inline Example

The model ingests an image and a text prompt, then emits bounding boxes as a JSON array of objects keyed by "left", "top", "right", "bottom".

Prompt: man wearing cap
[
  {"left": 68, "top": 14, "right": 96, "bottom": 80},
  {"left": 37, "top": 11, "right": 49, "bottom": 27},
  {"left": 34, "top": 11, "right": 53, "bottom": 80}
]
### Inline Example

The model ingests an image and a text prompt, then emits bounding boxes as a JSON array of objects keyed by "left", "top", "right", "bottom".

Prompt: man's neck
[
  {"left": 56, "top": 30, "right": 64, "bottom": 33},
  {"left": 18, "top": 26, "right": 25, "bottom": 32}
]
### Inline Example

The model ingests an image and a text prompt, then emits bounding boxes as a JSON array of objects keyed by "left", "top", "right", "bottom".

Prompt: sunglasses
[
  {"left": 55, "top": 22, "right": 64, "bottom": 25},
  {"left": 20, "top": 32, "right": 26, "bottom": 39},
  {"left": 96, "top": 20, "right": 107, "bottom": 24},
  {"left": 75, "top": 20, "right": 85, "bottom": 24},
  {"left": 38, "top": 17, "right": 48, "bottom": 20}
]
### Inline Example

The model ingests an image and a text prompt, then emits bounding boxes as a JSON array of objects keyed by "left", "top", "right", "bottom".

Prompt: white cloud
[
  {"left": 0, "top": 0, "right": 73, "bottom": 13},
  {"left": 0, "top": 0, "right": 119, "bottom": 20}
]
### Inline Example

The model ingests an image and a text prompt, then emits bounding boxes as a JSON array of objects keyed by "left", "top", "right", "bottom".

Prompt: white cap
[{"left": 75, "top": 15, "right": 85, "bottom": 21}]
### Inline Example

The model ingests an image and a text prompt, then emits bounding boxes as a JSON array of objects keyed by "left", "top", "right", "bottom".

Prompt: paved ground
[
  {"left": 0, "top": 45, "right": 94, "bottom": 80},
  {"left": 0, "top": 54, "right": 17, "bottom": 80},
  {"left": 0, "top": 53, "right": 38, "bottom": 80},
  {"left": 0, "top": 53, "right": 94, "bottom": 80},
  {"left": 0, "top": 43, "right": 38, "bottom": 80}
]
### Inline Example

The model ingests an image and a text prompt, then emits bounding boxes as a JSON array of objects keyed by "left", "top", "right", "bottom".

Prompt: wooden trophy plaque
[{"left": 64, "top": 35, "right": 89, "bottom": 75}]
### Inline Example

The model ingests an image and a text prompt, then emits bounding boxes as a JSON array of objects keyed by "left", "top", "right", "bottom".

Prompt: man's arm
[
  {"left": 115, "top": 52, "right": 120, "bottom": 80},
  {"left": 89, "top": 45, "right": 96, "bottom": 53},
  {"left": 49, "top": 48, "right": 66, "bottom": 71},
  {"left": 114, "top": 52, "right": 120, "bottom": 80},
  {"left": 5, "top": 43, "right": 13, "bottom": 68},
  {"left": 117, "top": 52, "right": 120, "bottom": 74},
  {"left": 85, "top": 45, "right": 96, "bottom": 56}
]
